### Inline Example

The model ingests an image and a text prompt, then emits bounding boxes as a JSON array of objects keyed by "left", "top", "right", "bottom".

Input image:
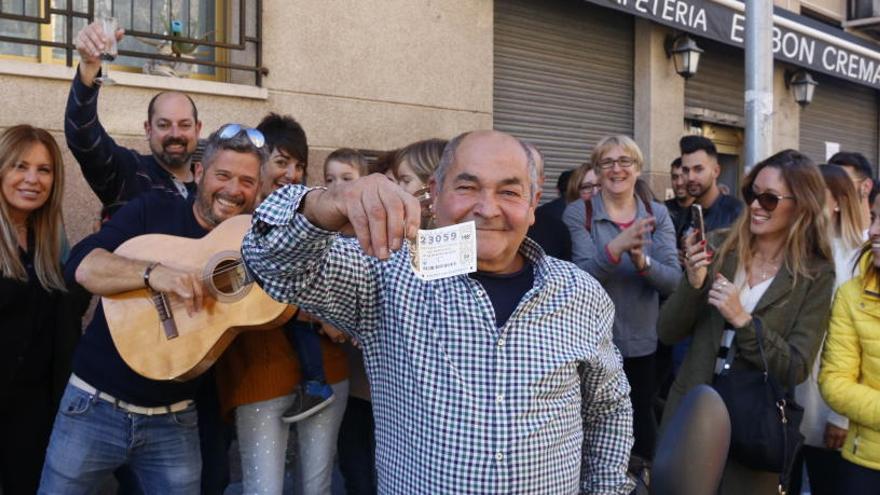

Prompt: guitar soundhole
[{"left": 212, "top": 258, "right": 247, "bottom": 296}]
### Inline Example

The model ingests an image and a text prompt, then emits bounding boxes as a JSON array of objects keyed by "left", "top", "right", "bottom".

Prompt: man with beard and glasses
[
  {"left": 676, "top": 135, "right": 743, "bottom": 241},
  {"left": 65, "top": 21, "right": 203, "bottom": 216},
  {"left": 242, "top": 130, "right": 634, "bottom": 494},
  {"left": 38, "top": 126, "right": 264, "bottom": 494}
]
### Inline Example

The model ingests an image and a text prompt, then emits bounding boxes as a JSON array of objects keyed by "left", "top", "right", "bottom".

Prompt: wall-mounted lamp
[
  {"left": 666, "top": 34, "right": 703, "bottom": 79},
  {"left": 787, "top": 69, "right": 818, "bottom": 107}
]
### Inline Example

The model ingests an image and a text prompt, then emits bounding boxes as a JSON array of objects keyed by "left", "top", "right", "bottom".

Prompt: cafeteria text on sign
[{"left": 599, "top": 0, "right": 880, "bottom": 90}]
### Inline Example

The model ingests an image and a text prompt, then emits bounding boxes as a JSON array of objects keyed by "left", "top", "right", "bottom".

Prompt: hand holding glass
[{"left": 94, "top": 17, "right": 118, "bottom": 86}]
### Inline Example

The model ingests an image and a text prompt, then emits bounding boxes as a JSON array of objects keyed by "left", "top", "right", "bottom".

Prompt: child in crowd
[
  {"left": 280, "top": 147, "right": 368, "bottom": 422},
  {"left": 324, "top": 148, "right": 368, "bottom": 185}
]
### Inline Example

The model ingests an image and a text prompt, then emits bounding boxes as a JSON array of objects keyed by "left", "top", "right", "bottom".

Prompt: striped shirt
[
  {"left": 65, "top": 73, "right": 193, "bottom": 213},
  {"left": 242, "top": 185, "right": 635, "bottom": 494}
]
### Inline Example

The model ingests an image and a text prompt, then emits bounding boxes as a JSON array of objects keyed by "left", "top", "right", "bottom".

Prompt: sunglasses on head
[
  {"left": 742, "top": 187, "right": 795, "bottom": 212},
  {"left": 217, "top": 123, "right": 265, "bottom": 148}
]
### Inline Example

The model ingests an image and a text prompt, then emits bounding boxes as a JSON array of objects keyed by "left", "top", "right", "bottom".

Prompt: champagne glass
[{"left": 94, "top": 16, "right": 118, "bottom": 86}]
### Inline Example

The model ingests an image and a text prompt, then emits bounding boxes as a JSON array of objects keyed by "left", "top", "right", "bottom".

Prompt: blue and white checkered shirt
[{"left": 242, "top": 185, "right": 635, "bottom": 494}]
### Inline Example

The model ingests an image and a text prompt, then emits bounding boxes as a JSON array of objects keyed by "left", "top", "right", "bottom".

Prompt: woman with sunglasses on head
[
  {"left": 819, "top": 193, "right": 880, "bottom": 494},
  {"left": 563, "top": 135, "right": 681, "bottom": 469},
  {"left": 792, "top": 164, "right": 867, "bottom": 494},
  {"left": 0, "top": 125, "right": 70, "bottom": 494},
  {"left": 659, "top": 149, "right": 834, "bottom": 492}
]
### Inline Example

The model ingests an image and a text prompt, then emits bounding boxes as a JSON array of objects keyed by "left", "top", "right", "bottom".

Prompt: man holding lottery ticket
[{"left": 242, "top": 130, "right": 634, "bottom": 494}]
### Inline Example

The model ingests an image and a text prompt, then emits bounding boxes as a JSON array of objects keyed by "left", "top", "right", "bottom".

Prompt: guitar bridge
[{"left": 150, "top": 291, "right": 179, "bottom": 340}]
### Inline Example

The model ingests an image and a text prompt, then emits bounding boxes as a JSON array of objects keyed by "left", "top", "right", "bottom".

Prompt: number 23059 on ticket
[{"left": 407, "top": 221, "right": 477, "bottom": 281}]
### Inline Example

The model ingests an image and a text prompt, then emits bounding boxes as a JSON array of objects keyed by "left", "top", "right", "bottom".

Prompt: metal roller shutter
[
  {"left": 494, "top": 0, "right": 634, "bottom": 201},
  {"left": 799, "top": 74, "right": 879, "bottom": 169},
  {"left": 685, "top": 39, "right": 745, "bottom": 125}
]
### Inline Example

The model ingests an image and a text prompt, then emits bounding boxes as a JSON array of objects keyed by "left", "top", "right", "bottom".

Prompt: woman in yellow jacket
[{"left": 820, "top": 192, "right": 880, "bottom": 492}]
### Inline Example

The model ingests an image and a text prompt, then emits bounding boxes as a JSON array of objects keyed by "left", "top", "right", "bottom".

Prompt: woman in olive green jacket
[
  {"left": 659, "top": 150, "right": 834, "bottom": 493},
  {"left": 818, "top": 194, "right": 880, "bottom": 493}
]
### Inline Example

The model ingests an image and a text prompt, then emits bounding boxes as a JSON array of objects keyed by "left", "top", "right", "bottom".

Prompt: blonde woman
[
  {"left": 0, "top": 125, "right": 67, "bottom": 494},
  {"left": 660, "top": 149, "right": 834, "bottom": 492},
  {"left": 793, "top": 163, "right": 867, "bottom": 494},
  {"left": 563, "top": 135, "right": 681, "bottom": 464},
  {"left": 819, "top": 194, "right": 880, "bottom": 493}
]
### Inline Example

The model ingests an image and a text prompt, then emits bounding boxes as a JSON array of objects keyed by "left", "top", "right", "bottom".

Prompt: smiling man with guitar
[{"left": 38, "top": 125, "right": 266, "bottom": 494}]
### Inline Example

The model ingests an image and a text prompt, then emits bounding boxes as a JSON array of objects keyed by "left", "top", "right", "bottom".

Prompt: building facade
[{"left": 1, "top": 0, "right": 879, "bottom": 244}]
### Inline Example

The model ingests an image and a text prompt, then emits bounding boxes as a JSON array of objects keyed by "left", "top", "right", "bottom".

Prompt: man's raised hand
[{"left": 301, "top": 174, "right": 421, "bottom": 260}]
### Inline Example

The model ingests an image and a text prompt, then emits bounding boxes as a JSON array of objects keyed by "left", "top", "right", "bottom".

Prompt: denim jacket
[{"left": 563, "top": 194, "right": 681, "bottom": 358}]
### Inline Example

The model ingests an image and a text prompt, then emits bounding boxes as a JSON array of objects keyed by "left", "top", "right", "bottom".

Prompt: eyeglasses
[
  {"left": 742, "top": 188, "right": 795, "bottom": 212},
  {"left": 596, "top": 157, "right": 636, "bottom": 170},
  {"left": 218, "top": 123, "right": 265, "bottom": 148},
  {"left": 579, "top": 183, "right": 601, "bottom": 192}
]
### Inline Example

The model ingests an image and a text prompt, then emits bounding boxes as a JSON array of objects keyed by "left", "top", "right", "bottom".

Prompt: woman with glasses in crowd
[
  {"left": 820, "top": 192, "right": 880, "bottom": 493},
  {"left": 563, "top": 135, "right": 680, "bottom": 468},
  {"left": 660, "top": 149, "right": 834, "bottom": 492},
  {"left": 793, "top": 164, "right": 867, "bottom": 494},
  {"left": 0, "top": 125, "right": 70, "bottom": 494}
]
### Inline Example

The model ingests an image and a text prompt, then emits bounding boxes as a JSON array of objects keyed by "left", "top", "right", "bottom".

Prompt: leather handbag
[{"left": 712, "top": 319, "right": 804, "bottom": 493}]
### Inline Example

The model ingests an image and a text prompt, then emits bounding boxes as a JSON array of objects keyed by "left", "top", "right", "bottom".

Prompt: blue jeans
[
  {"left": 225, "top": 380, "right": 349, "bottom": 495},
  {"left": 285, "top": 319, "right": 327, "bottom": 384},
  {"left": 38, "top": 383, "right": 202, "bottom": 494}
]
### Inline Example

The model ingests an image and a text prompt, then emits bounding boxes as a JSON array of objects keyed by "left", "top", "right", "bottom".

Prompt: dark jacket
[
  {"left": 527, "top": 197, "right": 572, "bottom": 261},
  {"left": 658, "top": 235, "right": 834, "bottom": 489}
]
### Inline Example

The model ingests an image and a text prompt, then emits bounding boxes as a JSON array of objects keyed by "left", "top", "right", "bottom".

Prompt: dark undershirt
[{"left": 469, "top": 261, "right": 535, "bottom": 328}]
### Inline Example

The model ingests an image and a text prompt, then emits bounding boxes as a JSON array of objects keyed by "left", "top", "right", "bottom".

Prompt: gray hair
[
  {"left": 201, "top": 127, "right": 269, "bottom": 173},
  {"left": 434, "top": 131, "right": 539, "bottom": 203}
]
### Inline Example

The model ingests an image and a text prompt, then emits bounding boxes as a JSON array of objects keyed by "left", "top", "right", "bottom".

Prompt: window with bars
[{"left": 0, "top": 0, "right": 266, "bottom": 85}]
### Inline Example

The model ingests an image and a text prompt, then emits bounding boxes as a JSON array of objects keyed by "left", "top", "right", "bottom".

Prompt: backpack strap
[{"left": 583, "top": 198, "right": 593, "bottom": 233}]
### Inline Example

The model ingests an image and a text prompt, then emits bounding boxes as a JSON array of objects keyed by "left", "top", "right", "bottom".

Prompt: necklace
[{"left": 752, "top": 255, "right": 782, "bottom": 282}]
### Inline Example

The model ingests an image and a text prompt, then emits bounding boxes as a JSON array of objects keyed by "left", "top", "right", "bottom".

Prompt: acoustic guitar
[{"left": 103, "top": 215, "right": 295, "bottom": 381}]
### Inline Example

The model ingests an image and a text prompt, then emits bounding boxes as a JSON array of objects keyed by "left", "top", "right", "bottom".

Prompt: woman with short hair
[{"left": 563, "top": 135, "right": 681, "bottom": 465}]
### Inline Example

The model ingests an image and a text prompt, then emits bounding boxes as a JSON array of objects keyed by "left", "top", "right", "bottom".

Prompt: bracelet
[{"left": 143, "top": 262, "right": 160, "bottom": 291}]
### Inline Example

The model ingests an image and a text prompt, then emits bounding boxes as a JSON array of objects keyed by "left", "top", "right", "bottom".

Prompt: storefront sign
[{"left": 591, "top": 0, "right": 880, "bottom": 90}]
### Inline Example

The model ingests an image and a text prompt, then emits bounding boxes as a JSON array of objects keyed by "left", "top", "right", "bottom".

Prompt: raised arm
[
  {"left": 242, "top": 176, "right": 420, "bottom": 335},
  {"left": 66, "top": 21, "right": 138, "bottom": 206},
  {"left": 579, "top": 282, "right": 635, "bottom": 494}
]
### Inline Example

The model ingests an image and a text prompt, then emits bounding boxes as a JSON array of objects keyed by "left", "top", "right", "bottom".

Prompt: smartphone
[{"left": 691, "top": 204, "right": 705, "bottom": 244}]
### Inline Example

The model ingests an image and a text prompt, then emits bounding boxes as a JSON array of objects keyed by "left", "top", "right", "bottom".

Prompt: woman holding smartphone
[
  {"left": 563, "top": 135, "right": 680, "bottom": 467},
  {"left": 659, "top": 149, "right": 834, "bottom": 492}
]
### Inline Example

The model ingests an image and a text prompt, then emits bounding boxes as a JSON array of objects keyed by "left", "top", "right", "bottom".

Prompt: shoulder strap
[{"left": 583, "top": 199, "right": 593, "bottom": 233}]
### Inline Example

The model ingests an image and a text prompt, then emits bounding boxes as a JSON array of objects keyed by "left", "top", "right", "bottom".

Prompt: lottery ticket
[{"left": 407, "top": 221, "right": 477, "bottom": 281}]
